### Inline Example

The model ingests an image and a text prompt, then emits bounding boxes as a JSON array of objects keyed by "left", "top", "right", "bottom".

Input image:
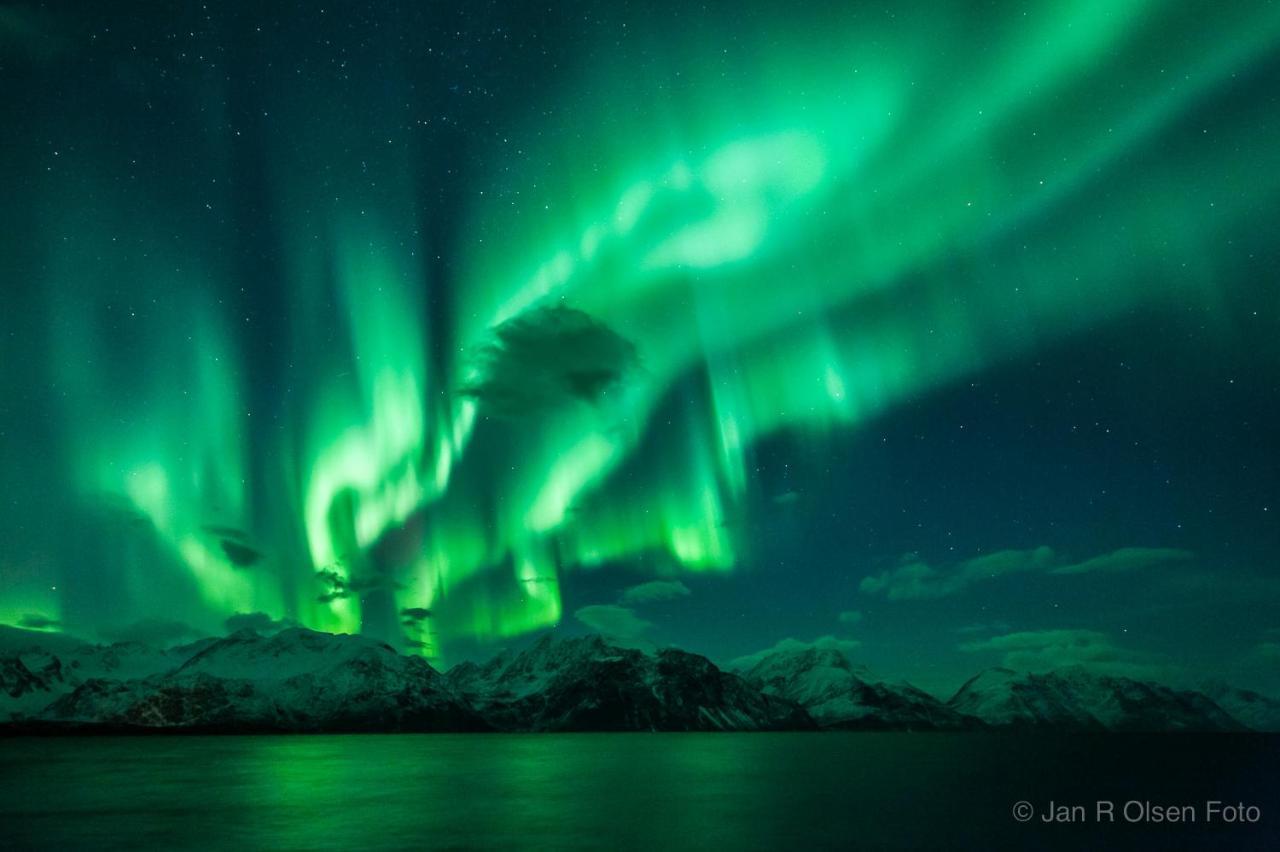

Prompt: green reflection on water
[{"left": 1, "top": 734, "right": 1275, "bottom": 850}]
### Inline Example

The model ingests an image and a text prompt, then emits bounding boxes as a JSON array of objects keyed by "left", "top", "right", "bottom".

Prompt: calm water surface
[{"left": 2, "top": 734, "right": 1277, "bottom": 850}]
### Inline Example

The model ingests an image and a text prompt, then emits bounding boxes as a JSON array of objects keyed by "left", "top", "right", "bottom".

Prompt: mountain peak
[
  {"left": 949, "top": 666, "right": 1244, "bottom": 731},
  {"left": 445, "top": 633, "right": 811, "bottom": 732},
  {"left": 740, "top": 644, "right": 974, "bottom": 730},
  {"left": 740, "top": 644, "right": 872, "bottom": 684},
  {"left": 22, "top": 627, "right": 481, "bottom": 732}
]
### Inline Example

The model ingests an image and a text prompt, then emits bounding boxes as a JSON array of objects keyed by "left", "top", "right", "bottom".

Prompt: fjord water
[{"left": 2, "top": 734, "right": 1276, "bottom": 850}]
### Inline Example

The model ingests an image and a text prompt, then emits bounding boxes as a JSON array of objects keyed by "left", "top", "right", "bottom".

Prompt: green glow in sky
[{"left": 8, "top": 0, "right": 1279, "bottom": 662}]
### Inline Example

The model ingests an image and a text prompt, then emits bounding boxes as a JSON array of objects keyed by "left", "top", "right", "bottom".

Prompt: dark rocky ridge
[{"left": 446, "top": 634, "right": 813, "bottom": 731}]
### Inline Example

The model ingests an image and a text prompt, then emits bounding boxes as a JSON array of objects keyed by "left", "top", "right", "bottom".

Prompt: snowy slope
[
  {"left": 739, "top": 646, "right": 979, "bottom": 730},
  {"left": 4, "top": 628, "right": 485, "bottom": 731},
  {"left": 446, "top": 634, "right": 814, "bottom": 731},
  {"left": 1201, "top": 682, "right": 1280, "bottom": 732},
  {"left": 0, "top": 626, "right": 195, "bottom": 721},
  {"left": 948, "top": 667, "right": 1246, "bottom": 731}
]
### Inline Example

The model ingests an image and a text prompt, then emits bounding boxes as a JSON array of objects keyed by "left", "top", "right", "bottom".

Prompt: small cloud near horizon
[
  {"left": 958, "top": 628, "right": 1168, "bottom": 680},
  {"left": 1048, "top": 547, "right": 1193, "bottom": 576},
  {"left": 861, "top": 546, "right": 1193, "bottom": 600},
  {"left": 17, "top": 613, "right": 60, "bottom": 630},
  {"left": 956, "top": 621, "right": 1012, "bottom": 636},
  {"left": 574, "top": 604, "right": 651, "bottom": 638},
  {"left": 224, "top": 611, "right": 296, "bottom": 635},
  {"left": 620, "top": 580, "right": 691, "bottom": 606}
]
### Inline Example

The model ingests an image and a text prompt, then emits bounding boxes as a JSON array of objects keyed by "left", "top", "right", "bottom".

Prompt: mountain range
[
  {"left": 1, "top": 626, "right": 1274, "bottom": 733},
  {"left": 947, "top": 667, "right": 1248, "bottom": 732}
]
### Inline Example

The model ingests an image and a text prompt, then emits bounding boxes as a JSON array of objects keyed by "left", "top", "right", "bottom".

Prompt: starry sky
[{"left": 1, "top": 0, "right": 1278, "bottom": 696}]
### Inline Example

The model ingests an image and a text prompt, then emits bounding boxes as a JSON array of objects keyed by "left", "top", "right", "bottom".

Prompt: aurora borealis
[{"left": 2, "top": 0, "right": 1278, "bottom": 693}]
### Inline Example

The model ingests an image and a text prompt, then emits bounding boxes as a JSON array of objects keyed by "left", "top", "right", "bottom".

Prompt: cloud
[
  {"left": 574, "top": 605, "right": 652, "bottom": 638},
  {"left": 837, "top": 610, "right": 863, "bottom": 625},
  {"left": 956, "top": 621, "right": 1012, "bottom": 636},
  {"left": 400, "top": 607, "right": 433, "bottom": 625},
  {"left": 620, "top": 580, "right": 691, "bottom": 605},
  {"left": 574, "top": 580, "right": 690, "bottom": 642},
  {"left": 860, "top": 547, "right": 1055, "bottom": 600},
  {"left": 398, "top": 608, "right": 437, "bottom": 654},
  {"left": 861, "top": 546, "right": 1193, "bottom": 600},
  {"left": 729, "top": 635, "right": 861, "bottom": 671},
  {"left": 98, "top": 619, "right": 202, "bottom": 647},
  {"left": 959, "top": 628, "right": 1167, "bottom": 679},
  {"left": 315, "top": 568, "right": 404, "bottom": 603},
  {"left": 1050, "top": 547, "right": 1193, "bottom": 575},
  {"left": 315, "top": 569, "right": 348, "bottom": 602},
  {"left": 224, "top": 612, "right": 295, "bottom": 635},
  {"left": 462, "top": 305, "right": 640, "bottom": 418},
  {"left": 17, "top": 613, "right": 60, "bottom": 630}
]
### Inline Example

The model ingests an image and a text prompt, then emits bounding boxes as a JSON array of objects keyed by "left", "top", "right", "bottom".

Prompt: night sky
[{"left": 2, "top": 0, "right": 1278, "bottom": 697}]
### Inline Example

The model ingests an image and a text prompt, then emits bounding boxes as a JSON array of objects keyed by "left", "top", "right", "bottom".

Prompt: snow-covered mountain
[
  {"left": 445, "top": 634, "right": 814, "bottom": 731},
  {"left": 948, "top": 667, "right": 1245, "bottom": 731},
  {"left": 737, "top": 646, "right": 980, "bottom": 730},
  {"left": 4, "top": 627, "right": 1274, "bottom": 732},
  {"left": 1201, "top": 681, "right": 1280, "bottom": 732},
  {"left": 3, "top": 627, "right": 485, "bottom": 732},
  {"left": 0, "top": 626, "right": 198, "bottom": 719}
]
